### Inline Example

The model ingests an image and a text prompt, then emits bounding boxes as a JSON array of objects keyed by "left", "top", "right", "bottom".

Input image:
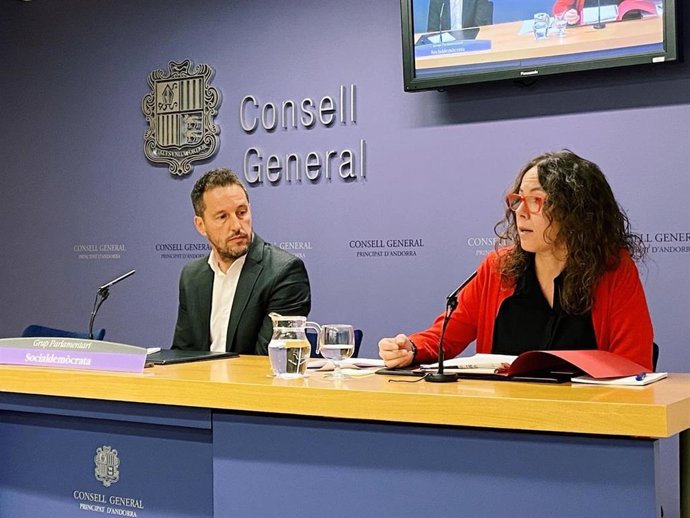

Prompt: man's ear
[{"left": 193, "top": 215, "right": 207, "bottom": 237}]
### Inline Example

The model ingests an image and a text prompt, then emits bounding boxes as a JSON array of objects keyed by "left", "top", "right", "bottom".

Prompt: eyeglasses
[{"left": 506, "top": 193, "right": 544, "bottom": 214}]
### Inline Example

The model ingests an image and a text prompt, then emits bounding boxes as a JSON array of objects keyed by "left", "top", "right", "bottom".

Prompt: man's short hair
[{"left": 191, "top": 168, "right": 249, "bottom": 217}]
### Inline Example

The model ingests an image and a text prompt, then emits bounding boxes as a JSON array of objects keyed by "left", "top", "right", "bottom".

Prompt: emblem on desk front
[
  {"left": 142, "top": 59, "right": 221, "bottom": 176},
  {"left": 94, "top": 446, "right": 120, "bottom": 487}
]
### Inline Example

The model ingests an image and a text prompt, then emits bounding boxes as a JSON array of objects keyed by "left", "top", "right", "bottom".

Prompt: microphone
[
  {"left": 593, "top": 0, "right": 606, "bottom": 29},
  {"left": 88, "top": 269, "right": 136, "bottom": 339},
  {"left": 425, "top": 271, "right": 477, "bottom": 383},
  {"left": 438, "top": 2, "right": 445, "bottom": 42},
  {"left": 98, "top": 269, "right": 136, "bottom": 293}
]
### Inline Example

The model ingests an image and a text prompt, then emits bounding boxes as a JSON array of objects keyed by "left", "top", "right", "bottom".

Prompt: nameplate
[
  {"left": 415, "top": 39, "right": 491, "bottom": 58},
  {"left": 0, "top": 337, "right": 147, "bottom": 373}
]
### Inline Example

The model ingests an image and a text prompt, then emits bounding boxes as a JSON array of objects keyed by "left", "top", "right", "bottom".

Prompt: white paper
[
  {"left": 422, "top": 353, "right": 517, "bottom": 370},
  {"left": 426, "top": 33, "right": 457, "bottom": 44},
  {"left": 571, "top": 372, "right": 668, "bottom": 386},
  {"left": 307, "top": 357, "right": 385, "bottom": 371},
  {"left": 338, "top": 368, "right": 379, "bottom": 377},
  {"left": 582, "top": 6, "right": 618, "bottom": 24}
]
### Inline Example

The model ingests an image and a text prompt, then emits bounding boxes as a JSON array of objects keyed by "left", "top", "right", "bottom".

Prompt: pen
[{"left": 635, "top": 373, "right": 647, "bottom": 381}]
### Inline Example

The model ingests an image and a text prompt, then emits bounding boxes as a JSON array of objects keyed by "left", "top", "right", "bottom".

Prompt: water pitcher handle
[{"left": 305, "top": 321, "right": 321, "bottom": 353}]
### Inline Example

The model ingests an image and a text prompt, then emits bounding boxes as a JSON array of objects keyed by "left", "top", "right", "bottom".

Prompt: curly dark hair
[
  {"left": 191, "top": 168, "right": 249, "bottom": 217},
  {"left": 495, "top": 150, "right": 645, "bottom": 314}
]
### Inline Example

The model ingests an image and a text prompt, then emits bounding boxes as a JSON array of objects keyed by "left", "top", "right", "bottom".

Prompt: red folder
[{"left": 503, "top": 350, "right": 649, "bottom": 379}]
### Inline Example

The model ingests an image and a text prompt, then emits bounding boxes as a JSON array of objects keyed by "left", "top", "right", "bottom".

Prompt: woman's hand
[
  {"left": 563, "top": 8, "right": 580, "bottom": 25},
  {"left": 378, "top": 334, "right": 415, "bottom": 368}
]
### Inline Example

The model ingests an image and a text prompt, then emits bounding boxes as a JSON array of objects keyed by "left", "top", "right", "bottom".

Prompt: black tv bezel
[{"left": 400, "top": 0, "right": 679, "bottom": 91}]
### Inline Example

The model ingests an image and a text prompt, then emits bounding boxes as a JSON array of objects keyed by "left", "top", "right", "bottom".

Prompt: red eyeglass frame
[{"left": 506, "top": 193, "right": 544, "bottom": 214}]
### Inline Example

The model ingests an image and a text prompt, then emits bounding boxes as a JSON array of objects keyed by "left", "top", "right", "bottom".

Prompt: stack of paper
[
  {"left": 572, "top": 372, "right": 668, "bottom": 386},
  {"left": 422, "top": 353, "right": 517, "bottom": 372}
]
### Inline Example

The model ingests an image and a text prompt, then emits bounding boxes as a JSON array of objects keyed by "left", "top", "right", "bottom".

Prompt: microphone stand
[
  {"left": 87, "top": 269, "right": 136, "bottom": 339},
  {"left": 425, "top": 271, "right": 477, "bottom": 383},
  {"left": 438, "top": 2, "right": 445, "bottom": 42},
  {"left": 88, "top": 287, "right": 110, "bottom": 340},
  {"left": 593, "top": 0, "right": 606, "bottom": 29}
]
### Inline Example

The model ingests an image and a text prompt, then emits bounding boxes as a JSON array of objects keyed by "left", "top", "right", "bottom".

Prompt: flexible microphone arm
[
  {"left": 425, "top": 271, "right": 477, "bottom": 383},
  {"left": 593, "top": 0, "right": 606, "bottom": 29},
  {"left": 438, "top": 2, "right": 445, "bottom": 41},
  {"left": 88, "top": 269, "right": 136, "bottom": 339}
]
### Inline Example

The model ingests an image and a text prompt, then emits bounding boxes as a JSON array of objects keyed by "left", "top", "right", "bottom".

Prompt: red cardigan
[
  {"left": 553, "top": 0, "right": 585, "bottom": 15},
  {"left": 410, "top": 250, "right": 654, "bottom": 369},
  {"left": 553, "top": 0, "right": 656, "bottom": 16}
]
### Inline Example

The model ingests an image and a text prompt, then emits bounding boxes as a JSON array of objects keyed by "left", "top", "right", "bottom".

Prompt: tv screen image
[{"left": 400, "top": 0, "right": 678, "bottom": 90}]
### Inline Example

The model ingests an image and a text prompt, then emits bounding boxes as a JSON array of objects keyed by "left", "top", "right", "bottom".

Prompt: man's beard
[{"left": 217, "top": 232, "right": 252, "bottom": 262}]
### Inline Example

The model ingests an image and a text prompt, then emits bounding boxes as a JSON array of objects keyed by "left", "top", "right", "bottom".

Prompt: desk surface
[{"left": 1, "top": 356, "right": 688, "bottom": 438}]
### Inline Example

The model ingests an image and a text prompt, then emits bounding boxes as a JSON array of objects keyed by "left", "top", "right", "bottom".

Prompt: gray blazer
[{"left": 172, "top": 234, "right": 311, "bottom": 355}]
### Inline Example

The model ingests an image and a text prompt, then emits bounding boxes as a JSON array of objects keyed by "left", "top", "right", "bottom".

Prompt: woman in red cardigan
[
  {"left": 379, "top": 150, "right": 653, "bottom": 370},
  {"left": 553, "top": 0, "right": 656, "bottom": 25}
]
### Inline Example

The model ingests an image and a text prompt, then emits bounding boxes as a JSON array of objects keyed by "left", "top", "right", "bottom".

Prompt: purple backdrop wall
[{"left": 1, "top": 0, "right": 688, "bottom": 514}]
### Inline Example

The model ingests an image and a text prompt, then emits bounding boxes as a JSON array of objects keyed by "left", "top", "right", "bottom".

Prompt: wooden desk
[
  {"left": 1, "top": 356, "right": 688, "bottom": 437},
  {"left": 1, "top": 357, "right": 689, "bottom": 517},
  {"left": 415, "top": 16, "right": 663, "bottom": 70}
]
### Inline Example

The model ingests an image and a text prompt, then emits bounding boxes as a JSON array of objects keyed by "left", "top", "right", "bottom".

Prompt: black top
[
  {"left": 492, "top": 256, "right": 597, "bottom": 356},
  {"left": 584, "top": 0, "right": 621, "bottom": 7}
]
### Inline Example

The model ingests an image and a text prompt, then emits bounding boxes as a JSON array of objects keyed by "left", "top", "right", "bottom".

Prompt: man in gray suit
[
  {"left": 427, "top": 0, "right": 494, "bottom": 31},
  {"left": 172, "top": 168, "right": 311, "bottom": 355}
]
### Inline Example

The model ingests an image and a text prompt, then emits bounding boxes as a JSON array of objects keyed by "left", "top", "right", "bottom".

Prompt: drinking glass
[
  {"left": 318, "top": 324, "right": 355, "bottom": 379},
  {"left": 554, "top": 12, "right": 567, "bottom": 38},
  {"left": 533, "top": 12, "right": 549, "bottom": 40}
]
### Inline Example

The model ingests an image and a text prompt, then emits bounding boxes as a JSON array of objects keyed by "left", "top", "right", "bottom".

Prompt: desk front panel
[
  {"left": 213, "top": 413, "right": 659, "bottom": 518},
  {"left": 0, "top": 395, "right": 213, "bottom": 518}
]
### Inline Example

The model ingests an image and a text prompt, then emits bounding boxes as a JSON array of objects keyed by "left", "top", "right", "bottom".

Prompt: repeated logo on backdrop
[
  {"left": 638, "top": 231, "right": 690, "bottom": 254},
  {"left": 465, "top": 236, "right": 499, "bottom": 257},
  {"left": 73, "top": 243, "right": 127, "bottom": 261},
  {"left": 154, "top": 242, "right": 211, "bottom": 261},
  {"left": 275, "top": 241, "right": 313, "bottom": 260},
  {"left": 153, "top": 241, "right": 312, "bottom": 261},
  {"left": 349, "top": 238, "right": 425, "bottom": 259},
  {"left": 463, "top": 231, "right": 690, "bottom": 257}
]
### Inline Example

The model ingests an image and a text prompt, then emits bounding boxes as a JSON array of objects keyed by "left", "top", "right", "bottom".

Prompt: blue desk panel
[
  {"left": 0, "top": 394, "right": 662, "bottom": 518},
  {"left": 0, "top": 395, "right": 213, "bottom": 518},
  {"left": 213, "top": 413, "right": 659, "bottom": 518}
]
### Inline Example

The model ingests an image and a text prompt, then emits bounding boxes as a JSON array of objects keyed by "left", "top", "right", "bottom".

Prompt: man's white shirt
[
  {"left": 450, "top": 0, "right": 464, "bottom": 29},
  {"left": 208, "top": 252, "right": 246, "bottom": 353}
]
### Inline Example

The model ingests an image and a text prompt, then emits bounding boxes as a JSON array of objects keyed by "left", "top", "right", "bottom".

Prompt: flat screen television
[{"left": 400, "top": 0, "right": 678, "bottom": 91}]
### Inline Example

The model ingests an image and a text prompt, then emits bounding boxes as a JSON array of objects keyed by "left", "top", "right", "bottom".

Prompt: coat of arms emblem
[
  {"left": 94, "top": 445, "right": 120, "bottom": 487},
  {"left": 142, "top": 59, "right": 221, "bottom": 176}
]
